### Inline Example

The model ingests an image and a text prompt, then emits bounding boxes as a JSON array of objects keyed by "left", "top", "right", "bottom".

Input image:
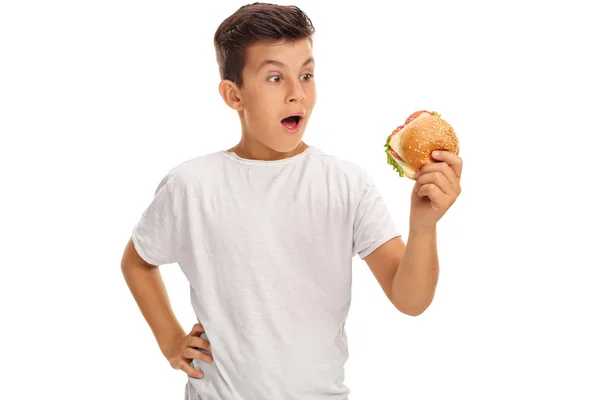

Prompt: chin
[{"left": 267, "top": 136, "right": 305, "bottom": 154}]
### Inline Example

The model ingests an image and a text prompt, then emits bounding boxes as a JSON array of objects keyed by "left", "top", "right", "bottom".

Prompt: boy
[{"left": 121, "top": 3, "right": 463, "bottom": 399}]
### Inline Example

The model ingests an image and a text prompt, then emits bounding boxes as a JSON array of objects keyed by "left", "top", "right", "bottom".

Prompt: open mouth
[{"left": 281, "top": 115, "right": 303, "bottom": 132}]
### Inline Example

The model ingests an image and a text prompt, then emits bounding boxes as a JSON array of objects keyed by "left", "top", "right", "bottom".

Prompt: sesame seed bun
[{"left": 385, "top": 111, "right": 459, "bottom": 179}]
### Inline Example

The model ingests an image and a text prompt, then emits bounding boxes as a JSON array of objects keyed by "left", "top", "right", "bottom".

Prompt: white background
[{"left": 1, "top": 0, "right": 599, "bottom": 399}]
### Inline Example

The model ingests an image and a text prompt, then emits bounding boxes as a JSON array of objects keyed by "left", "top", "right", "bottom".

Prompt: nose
[{"left": 286, "top": 79, "right": 305, "bottom": 103}]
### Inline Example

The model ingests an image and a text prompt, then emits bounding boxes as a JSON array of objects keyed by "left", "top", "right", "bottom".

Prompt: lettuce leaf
[{"left": 384, "top": 135, "right": 405, "bottom": 178}]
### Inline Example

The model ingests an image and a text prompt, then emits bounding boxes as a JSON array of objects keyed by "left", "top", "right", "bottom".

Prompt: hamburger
[{"left": 384, "top": 110, "right": 459, "bottom": 179}]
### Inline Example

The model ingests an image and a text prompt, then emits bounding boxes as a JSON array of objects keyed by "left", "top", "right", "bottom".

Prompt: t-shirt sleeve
[
  {"left": 352, "top": 170, "right": 402, "bottom": 259},
  {"left": 131, "top": 172, "right": 182, "bottom": 266}
]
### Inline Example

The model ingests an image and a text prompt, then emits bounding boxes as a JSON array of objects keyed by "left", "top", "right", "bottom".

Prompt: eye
[
  {"left": 301, "top": 73, "right": 314, "bottom": 81},
  {"left": 267, "top": 75, "right": 282, "bottom": 83}
]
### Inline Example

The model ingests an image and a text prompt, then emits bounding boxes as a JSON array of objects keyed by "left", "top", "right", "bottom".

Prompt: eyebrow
[{"left": 256, "top": 57, "right": 314, "bottom": 72}]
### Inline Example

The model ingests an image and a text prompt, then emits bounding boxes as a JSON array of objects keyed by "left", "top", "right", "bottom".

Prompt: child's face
[{"left": 237, "top": 38, "right": 316, "bottom": 153}]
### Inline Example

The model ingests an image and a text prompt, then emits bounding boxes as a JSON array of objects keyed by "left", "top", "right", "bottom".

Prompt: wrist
[
  {"left": 159, "top": 328, "right": 186, "bottom": 357},
  {"left": 408, "top": 223, "right": 437, "bottom": 237}
]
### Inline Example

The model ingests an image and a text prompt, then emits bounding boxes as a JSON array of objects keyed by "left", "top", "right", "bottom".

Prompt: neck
[{"left": 228, "top": 138, "right": 309, "bottom": 161}]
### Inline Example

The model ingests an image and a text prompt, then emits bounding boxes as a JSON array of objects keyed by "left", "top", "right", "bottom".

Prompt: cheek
[
  {"left": 305, "top": 84, "right": 317, "bottom": 103},
  {"left": 244, "top": 97, "right": 278, "bottom": 126},
  {"left": 245, "top": 87, "right": 277, "bottom": 109}
]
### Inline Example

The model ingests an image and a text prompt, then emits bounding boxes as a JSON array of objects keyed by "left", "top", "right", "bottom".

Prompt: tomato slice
[
  {"left": 389, "top": 124, "right": 404, "bottom": 139},
  {"left": 404, "top": 110, "right": 431, "bottom": 125},
  {"left": 387, "top": 125, "right": 405, "bottom": 161},
  {"left": 389, "top": 147, "right": 403, "bottom": 162}
]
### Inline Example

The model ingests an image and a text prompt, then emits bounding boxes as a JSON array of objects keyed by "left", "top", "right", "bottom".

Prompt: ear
[{"left": 218, "top": 80, "right": 243, "bottom": 111}]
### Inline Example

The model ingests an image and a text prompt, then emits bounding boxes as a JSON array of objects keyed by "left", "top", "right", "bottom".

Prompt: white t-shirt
[{"left": 132, "top": 146, "right": 401, "bottom": 400}]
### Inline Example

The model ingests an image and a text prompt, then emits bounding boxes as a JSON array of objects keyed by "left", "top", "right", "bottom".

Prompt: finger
[
  {"left": 431, "top": 151, "right": 463, "bottom": 178},
  {"left": 189, "top": 337, "right": 211, "bottom": 352},
  {"left": 416, "top": 171, "right": 455, "bottom": 197},
  {"left": 190, "top": 323, "right": 205, "bottom": 336},
  {"left": 183, "top": 347, "right": 213, "bottom": 363},
  {"left": 417, "top": 162, "right": 459, "bottom": 190},
  {"left": 417, "top": 183, "right": 447, "bottom": 205},
  {"left": 179, "top": 360, "right": 204, "bottom": 379}
]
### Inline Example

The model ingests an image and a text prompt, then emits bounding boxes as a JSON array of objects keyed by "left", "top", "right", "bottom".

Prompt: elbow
[
  {"left": 397, "top": 304, "right": 428, "bottom": 317},
  {"left": 401, "top": 307, "right": 427, "bottom": 317},
  {"left": 393, "top": 296, "right": 433, "bottom": 317},
  {"left": 390, "top": 279, "right": 437, "bottom": 317}
]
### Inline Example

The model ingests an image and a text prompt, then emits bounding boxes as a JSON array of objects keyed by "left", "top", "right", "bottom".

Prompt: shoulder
[
  {"left": 307, "top": 146, "right": 370, "bottom": 187},
  {"left": 154, "top": 151, "right": 224, "bottom": 194}
]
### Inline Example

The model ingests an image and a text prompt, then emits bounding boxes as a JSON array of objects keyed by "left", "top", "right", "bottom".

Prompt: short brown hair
[{"left": 214, "top": 2, "right": 315, "bottom": 87}]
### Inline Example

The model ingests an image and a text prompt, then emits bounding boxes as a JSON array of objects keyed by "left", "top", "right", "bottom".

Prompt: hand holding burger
[{"left": 384, "top": 110, "right": 463, "bottom": 230}]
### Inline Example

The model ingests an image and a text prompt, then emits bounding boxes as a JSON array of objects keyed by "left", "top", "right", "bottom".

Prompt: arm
[
  {"left": 120, "top": 238, "right": 186, "bottom": 357},
  {"left": 364, "top": 150, "right": 462, "bottom": 317},
  {"left": 364, "top": 228, "right": 438, "bottom": 317},
  {"left": 392, "top": 227, "right": 438, "bottom": 315}
]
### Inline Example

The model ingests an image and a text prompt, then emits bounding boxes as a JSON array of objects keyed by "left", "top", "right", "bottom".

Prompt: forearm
[
  {"left": 391, "top": 227, "right": 439, "bottom": 316},
  {"left": 121, "top": 261, "right": 185, "bottom": 356}
]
